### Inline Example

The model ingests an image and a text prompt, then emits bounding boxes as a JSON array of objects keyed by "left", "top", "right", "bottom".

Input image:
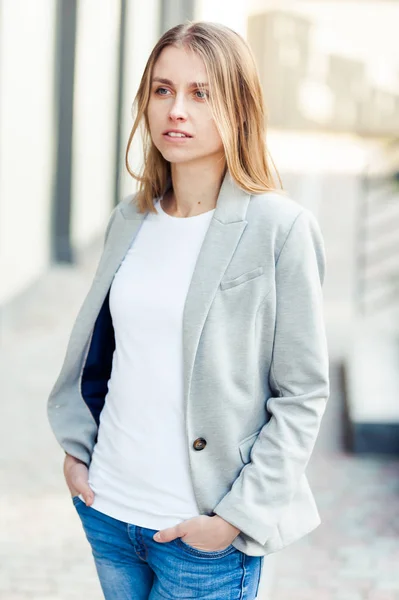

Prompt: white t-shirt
[{"left": 85, "top": 196, "right": 216, "bottom": 528}]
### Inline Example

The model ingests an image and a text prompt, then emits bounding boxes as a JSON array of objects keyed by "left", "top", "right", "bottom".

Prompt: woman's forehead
[{"left": 153, "top": 46, "right": 207, "bottom": 81}]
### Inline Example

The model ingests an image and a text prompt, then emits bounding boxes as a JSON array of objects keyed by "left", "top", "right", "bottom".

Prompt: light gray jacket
[{"left": 47, "top": 169, "right": 330, "bottom": 557}]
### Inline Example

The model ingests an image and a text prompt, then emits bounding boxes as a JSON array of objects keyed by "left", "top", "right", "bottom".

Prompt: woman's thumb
[{"left": 81, "top": 483, "right": 94, "bottom": 506}]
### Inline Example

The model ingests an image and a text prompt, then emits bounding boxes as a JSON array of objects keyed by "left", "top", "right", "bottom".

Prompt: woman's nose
[{"left": 168, "top": 96, "right": 187, "bottom": 121}]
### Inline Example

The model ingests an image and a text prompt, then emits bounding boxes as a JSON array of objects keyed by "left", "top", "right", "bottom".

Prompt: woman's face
[{"left": 147, "top": 45, "right": 225, "bottom": 166}]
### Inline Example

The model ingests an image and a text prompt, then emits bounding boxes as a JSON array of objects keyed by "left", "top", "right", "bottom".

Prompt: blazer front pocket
[
  {"left": 239, "top": 429, "right": 262, "bottom": 464},
  {"left": 220, "top": 266, "right": 264, "bottom": 291}
]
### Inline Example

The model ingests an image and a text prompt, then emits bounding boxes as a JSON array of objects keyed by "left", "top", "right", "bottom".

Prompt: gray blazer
[{"left": 47, "top": 169, "right": 330, "bottom": 557}]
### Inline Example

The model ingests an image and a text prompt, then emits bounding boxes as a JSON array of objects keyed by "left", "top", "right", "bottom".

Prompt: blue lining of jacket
[{"left": 81, "top": 290, "right": 115, "bottom": 427}]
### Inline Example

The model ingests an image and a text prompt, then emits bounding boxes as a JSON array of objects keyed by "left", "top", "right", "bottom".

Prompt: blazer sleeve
[{"left": 212, "top": 208, "right": 330, "bottom": 546}]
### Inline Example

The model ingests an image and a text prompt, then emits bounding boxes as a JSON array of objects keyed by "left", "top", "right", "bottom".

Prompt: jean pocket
[
  {"left": 174, "top": 537, "right": 236, "bottom": 559},
  {"left": 72, "top": 495, "right": 83, "bottom": 506}
]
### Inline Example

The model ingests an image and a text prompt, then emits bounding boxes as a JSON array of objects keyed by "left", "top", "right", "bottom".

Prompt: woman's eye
[
  {"left": 195, "top": 90, "right": 208, "bottom": 99},
  {"left": 155, "top": 87, "right": 170, "bottom": 96}
]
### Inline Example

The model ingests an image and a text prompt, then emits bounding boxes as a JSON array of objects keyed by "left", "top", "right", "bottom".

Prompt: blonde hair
[{"left": 125, "top": 20, "right": 287, "bottom": 213}]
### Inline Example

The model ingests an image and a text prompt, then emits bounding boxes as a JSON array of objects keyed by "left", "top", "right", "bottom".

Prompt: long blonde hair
[{"left": 125, "top": 20, "right": 286, "bottom": 213}]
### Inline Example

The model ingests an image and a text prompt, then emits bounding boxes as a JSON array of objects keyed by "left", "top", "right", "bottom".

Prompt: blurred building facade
[{"left": 247, "top": 9, "right": 399, "bottom": 135}]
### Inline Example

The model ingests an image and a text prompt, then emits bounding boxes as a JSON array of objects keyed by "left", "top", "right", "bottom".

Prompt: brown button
[{"left": 193, "top": 438, "right": 207, "bottom": 451}]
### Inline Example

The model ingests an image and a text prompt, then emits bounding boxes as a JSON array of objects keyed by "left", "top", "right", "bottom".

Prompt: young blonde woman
[{"left": 47, "top": 20, "right": 330, "bottom": 600}]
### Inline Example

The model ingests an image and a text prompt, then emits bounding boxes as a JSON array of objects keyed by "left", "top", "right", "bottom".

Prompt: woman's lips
[{"left": 162, "top": 133, "right": 193, "bottom": 142}]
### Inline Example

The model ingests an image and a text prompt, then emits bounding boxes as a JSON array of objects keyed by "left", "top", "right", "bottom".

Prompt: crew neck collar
[{"left": 156, "top": 196, "right": 216, "bottom": 220}]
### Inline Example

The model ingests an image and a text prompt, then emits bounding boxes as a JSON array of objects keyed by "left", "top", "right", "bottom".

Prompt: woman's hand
[
  {"left": 153, "top": 515, "right": 240, "bottom": 551},
  {"left": 63, "top": 453, "right": 94, "bottom": 506}
]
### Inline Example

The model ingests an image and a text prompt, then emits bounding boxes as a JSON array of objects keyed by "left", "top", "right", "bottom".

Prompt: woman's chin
[{"left": 160, "top": 150, "right": 196, "bottom": 164}]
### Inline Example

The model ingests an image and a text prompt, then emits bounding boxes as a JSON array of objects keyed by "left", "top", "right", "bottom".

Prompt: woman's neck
[{"left": 162, "top": 160, "right": 226, "bottom": 218}]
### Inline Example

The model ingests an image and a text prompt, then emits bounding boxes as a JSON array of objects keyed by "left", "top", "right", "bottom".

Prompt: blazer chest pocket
[
  {"left": 239, "top": 429, "right": 262, "bottom": 464},
  {"left": 220, "top": 266, "right": 264, "bottom": 291}
]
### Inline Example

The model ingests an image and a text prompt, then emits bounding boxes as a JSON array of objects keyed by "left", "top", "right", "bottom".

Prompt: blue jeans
[{"left": 72, "top": 496, "right": 264, "bottom": 599}]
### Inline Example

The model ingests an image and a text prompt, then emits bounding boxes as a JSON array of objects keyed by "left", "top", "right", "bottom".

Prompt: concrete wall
[
  {"left": 0, "top": 0, "right": 57, "bottom": 304},
  {"left": 71, "top": 0, "right": 122, "bottom": 251},
  {"left": 119, "top": 0, "right": 161, "bottom": 199}
]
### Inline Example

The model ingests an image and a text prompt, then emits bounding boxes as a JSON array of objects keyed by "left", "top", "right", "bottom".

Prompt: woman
[{"left": 47, "top": 20, "right": 330, "bottom": 600}]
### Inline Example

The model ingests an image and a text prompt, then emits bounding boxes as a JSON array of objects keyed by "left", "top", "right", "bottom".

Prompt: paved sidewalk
[
  {"left": 1, "top": 239, "right": 399, "bottom": 599},
  {"left": 1, "top": 250, "right": 106, "bottom": 600}
]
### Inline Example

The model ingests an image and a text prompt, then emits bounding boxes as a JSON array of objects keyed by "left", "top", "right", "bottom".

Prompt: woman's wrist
[{"left": 211, "top": 514, "right": 241, "bottom": 537}]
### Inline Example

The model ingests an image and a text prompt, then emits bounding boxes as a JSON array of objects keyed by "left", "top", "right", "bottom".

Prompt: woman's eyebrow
[{"left": 151, "top": 77, "right": 209, "bottom": 87}]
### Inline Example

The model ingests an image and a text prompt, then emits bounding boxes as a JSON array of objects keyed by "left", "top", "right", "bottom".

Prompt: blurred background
[{"left": 1, "top": 1, "right": 399, "bottom": 599}]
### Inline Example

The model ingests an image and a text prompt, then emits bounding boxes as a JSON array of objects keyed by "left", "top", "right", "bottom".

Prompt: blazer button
[{"left": 193, "top": 438, "right": 207, "bottom": 451}]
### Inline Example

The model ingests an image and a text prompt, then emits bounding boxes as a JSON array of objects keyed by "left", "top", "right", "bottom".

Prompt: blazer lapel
[{"left": 182, "top": 170, "right": 251, "bottom": 403}]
